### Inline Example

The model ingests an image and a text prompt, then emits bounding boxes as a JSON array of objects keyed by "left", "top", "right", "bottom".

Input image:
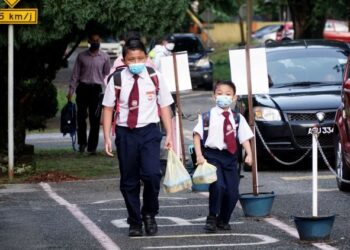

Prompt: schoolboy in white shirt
[
  {"left": 102, "top": 38, "right": 173, "bottom": 237},
  {"left": 193, "top": 80, "right": 253, "bottom": 233}
]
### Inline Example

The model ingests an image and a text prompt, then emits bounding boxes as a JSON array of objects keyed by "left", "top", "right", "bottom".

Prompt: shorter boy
[{"left": 193, "top": 80, "right": 253, "bottom": 233}]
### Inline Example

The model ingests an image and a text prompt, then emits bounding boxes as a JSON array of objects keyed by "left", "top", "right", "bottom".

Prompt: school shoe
[
  {"left": 216, "top": 218, "right": 231, "bottom": 230},
  {"left": 204, "top": 215, "right": 217, "bottom": 233},
  {"left": 128, "top": 224, "right": 143, "bottom": 237},
  {"left": 142, "top": 215, "right": 158, "bottom": 236}
]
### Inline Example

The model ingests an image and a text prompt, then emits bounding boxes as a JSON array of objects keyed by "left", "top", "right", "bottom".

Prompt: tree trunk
[{"left": 288, "top": 0, "right": 325, "bottom": 39}]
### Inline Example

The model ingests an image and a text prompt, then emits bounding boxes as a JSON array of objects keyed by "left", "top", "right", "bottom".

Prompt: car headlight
[
  {"left": 254, "top": 106, "right": 281, "bottom": 121},
  {"left": 195, "top": 56, "right": 210, "bottom": 67}
]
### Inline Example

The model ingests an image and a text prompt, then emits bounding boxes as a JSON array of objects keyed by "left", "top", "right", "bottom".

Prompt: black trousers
[
  {"left": 75, "top": 82, "right": 102, "bottom": 152},
  {"left": 203, "top": 147, "right": 240, "bottom": 223},
  {"left": 115, "top": 124, "right": 162, "bottom": 226}
]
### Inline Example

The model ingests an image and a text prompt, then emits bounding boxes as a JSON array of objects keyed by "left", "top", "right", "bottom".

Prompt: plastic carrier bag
[
  {"left": 163, "top": 149, "right": 192, "bottom": 193},
  {"left": 192, "top": 161, "right": 217, "bottom": 184}
]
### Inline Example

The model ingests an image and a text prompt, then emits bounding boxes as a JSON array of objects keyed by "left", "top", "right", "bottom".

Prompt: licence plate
[{"left": 307, "top": 127, "right": 334, "bottom": 135}]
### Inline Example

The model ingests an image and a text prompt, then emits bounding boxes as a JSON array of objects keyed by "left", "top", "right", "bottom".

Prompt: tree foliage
[{"left": 0, "top": 0, "right": 188, "bottom": 156}]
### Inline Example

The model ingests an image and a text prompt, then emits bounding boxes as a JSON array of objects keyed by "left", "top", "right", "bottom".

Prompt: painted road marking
[
  {"left": 40, "top": 183, "right": 120, "bottom": 250},
  {"left": 92, "top": 196, "right": 187, "bottom": 204},
  {"left": 111, "top": 216, "right": 243, "bottom": 228},
  {"left": 281, "top": 175, "right": 335, "bottom": 181},
  {"left": 100, "top": 204, "right": 208, "bottom": 211},
  {"left": 201, "top": 192, "right": 337, "bottom": 250},
  {"left": 137, "top": 233, "right": 278, "bottom": 249}
]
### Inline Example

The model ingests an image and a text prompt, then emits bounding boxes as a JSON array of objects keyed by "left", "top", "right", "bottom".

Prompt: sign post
[{"left": 1, "top": 0, "right": 38, "bottom": 180}]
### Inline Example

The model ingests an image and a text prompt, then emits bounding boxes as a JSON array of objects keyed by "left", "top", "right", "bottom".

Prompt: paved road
[{"left": 1, "top": 169, "right": 349, "bottom": 249}]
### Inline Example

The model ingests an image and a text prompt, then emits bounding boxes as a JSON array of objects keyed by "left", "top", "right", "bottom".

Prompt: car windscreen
[
  {"left": 267, "top": 48, "right": 348, "bottom": 87},
  {"left": 173, "top": 37, "right": 204, "bottom": 54}
]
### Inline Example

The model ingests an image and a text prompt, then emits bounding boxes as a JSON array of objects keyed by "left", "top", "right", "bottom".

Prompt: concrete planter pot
[
  {"left": 239, "top": 192, "right": 275, "bottom": 217},
  {"left": 294, "top": 215, "right": 335, "bottom": 241}
]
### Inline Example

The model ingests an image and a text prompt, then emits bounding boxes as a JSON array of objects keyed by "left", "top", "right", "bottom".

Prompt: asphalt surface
[{"left": 1, "top": 170, "right": 350, "bottom": 249}]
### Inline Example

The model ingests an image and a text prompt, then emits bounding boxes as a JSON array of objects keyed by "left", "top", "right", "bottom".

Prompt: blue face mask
[
  {"left": 128, "top": 63, "right": 145, "bottom": 75},
  {"left": 216, "top": 95, "right": 233, "bottom": 109}
]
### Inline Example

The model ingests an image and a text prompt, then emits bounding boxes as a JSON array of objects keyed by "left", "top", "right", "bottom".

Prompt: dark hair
[
  {"left": 122, "top": 38, "right": 147, "bottom": 58},
  {"left": 213, "top": 80, "right": 236, "bottom": 94}
]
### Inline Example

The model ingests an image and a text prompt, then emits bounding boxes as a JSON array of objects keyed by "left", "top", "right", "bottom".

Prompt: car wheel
[{"left": 335, "top": 134, "right": 350, "bottom": 192}]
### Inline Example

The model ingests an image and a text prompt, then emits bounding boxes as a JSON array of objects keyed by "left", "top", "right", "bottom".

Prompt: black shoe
[
  {"left": 79, "top": 144, "right": 86, "bottom": 153},
  {"left": 204, "top": 215, "right": 217, "bottom": 233},
  {"left": 217, "top": 218, "right": 231, "bottom": 230},
  {"left": 143, "top": 215, "right": 158, "bottom": 236},
  {"left": 129, "top": 224, "right": 143, "bottom": 237}
]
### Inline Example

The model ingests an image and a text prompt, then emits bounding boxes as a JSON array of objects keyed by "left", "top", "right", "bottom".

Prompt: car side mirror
[{"left": 344, "top": 79, "right": 350, "bottom": 90}]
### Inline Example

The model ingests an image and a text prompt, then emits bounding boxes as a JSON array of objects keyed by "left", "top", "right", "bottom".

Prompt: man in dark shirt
[{"left": 67, "top": 32, "right": 111, "bottom": 154}]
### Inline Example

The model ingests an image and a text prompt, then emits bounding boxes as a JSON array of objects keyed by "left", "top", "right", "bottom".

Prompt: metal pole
[
  {"left": 312, "top": 132, "right": 318, "bottom": 217},
  {"left": 245, "top": 0, "right": 258, "bottom": 195},
  {"left": 8, "top": 24, "right": 14, "bottom": 181},
  {"left": 172, "top": 53, "right": 186, "bottom": 165}
]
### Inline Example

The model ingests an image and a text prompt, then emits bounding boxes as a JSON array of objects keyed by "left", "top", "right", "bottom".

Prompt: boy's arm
[
  {"left": 242, "top": 139, "right": 253, "bottom": 166},
  {"left": 161, "top": 106, "right": 173, "bottom": 149},
  {"left": 103, "top": 106, "right": 114, "bottom": 157},
  {"left": 193, "top": 133, "right": 206, "bottom": 165}
]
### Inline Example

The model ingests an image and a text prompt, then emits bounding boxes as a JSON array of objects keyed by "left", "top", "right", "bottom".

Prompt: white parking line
[
  {"left": 138, "top": 233, "right": 278, "bottom": 249},
  {"left": 100, "top": 204, "right": 208, "bottom": 211},
  {"left": 40, "top": 182, "right": 120, "bottom": 250},
  {"left": 93, "top": 196, "right": 187, "bottom": 204}
]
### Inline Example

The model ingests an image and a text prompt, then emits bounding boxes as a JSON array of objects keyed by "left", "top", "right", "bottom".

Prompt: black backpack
[{"left": 60, "top": 101, "right": 77, "bottom": 151}]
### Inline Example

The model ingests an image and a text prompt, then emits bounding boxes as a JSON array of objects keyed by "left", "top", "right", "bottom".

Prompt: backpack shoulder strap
[
  {"left": 110, "top": 67, "right": 125, "bottom": 136},
  {"left": 146, "top": 66, "right": 159, "bottom": 93},
  {"left": 231, "top": 109, "right": 240, "bottom": 143},
  {"left": 201, "top": 111, "right": 211, "bottom": 145}
]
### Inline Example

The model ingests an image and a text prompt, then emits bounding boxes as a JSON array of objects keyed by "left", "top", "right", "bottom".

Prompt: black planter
[
  {"left": 239, "top": 192, "right": 275, "bottom": 217},
  {"left": 294, "top": 215, "right": 335, "bottom": 241}
]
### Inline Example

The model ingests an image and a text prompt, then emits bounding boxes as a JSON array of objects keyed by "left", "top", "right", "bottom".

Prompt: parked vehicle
[
  {"left": 100, "top": 37, "right": 122, "bottom": 59},
  {"left": 324, "top": 19, "right": 350, "bottom": 43},
  {"left": 252, "top": 22, "right": 294, "bottom": 45},
  {"left": 172, "top": 33, "right": 214, "bottom": 90},
  {"left": 244, "top": 40, "right": 349, "bottom": 169},
  {"left": 334, "top": 56, "right": 350, "bottom": 191}
]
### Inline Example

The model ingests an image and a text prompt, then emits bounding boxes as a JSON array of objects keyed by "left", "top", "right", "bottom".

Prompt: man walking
[{"left": 67, "top": 32, "right": 111, "bottom": 154}]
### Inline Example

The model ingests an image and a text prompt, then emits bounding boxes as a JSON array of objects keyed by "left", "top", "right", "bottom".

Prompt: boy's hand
[
  {"left": 164, "top": 135, "right": 173, "bottom": 150},
  {"left": 196, "top": 155, "right": 206, "bottom": 165},
  {"left": 104, "top": 138, "right": 114, "bottom": 157},
  {"left": 244, "top": 154, "right": 253, "bottom": 166}
]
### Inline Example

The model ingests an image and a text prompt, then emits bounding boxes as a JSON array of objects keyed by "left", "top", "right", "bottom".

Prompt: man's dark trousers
[
  {"left": 76, "top": 83, "right": 102, "bottom": 152},
  {"left": 204, "top": 148, "right": 240, "bottom": 223},
  {"left": 115, "top": 124, "right": 162, "bottom": 226}
]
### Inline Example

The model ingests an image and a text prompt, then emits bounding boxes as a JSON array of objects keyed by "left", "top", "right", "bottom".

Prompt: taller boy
[{"left": 102, "top": 38, "right": 173, "bottom": 237}]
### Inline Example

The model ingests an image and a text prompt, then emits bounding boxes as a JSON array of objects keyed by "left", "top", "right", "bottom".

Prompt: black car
[
  {"left": 246, "top": 40, "right": 350, "bottom": 168},
  {"left": 172, "top": 33, "right": 214, "bottom": 90}
]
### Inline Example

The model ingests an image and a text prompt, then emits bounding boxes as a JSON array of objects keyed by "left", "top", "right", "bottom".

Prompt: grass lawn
[
  {"left": 0, "top": 148, "right": 118, "bottom": 184},
  {"left": 211, "top": 43, "right": 238, "bottom": 82}
]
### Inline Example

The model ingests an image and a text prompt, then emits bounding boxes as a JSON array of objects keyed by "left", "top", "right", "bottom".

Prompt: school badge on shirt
[{"left": 146, "top": 90, "right": 155, "bottom": 101}]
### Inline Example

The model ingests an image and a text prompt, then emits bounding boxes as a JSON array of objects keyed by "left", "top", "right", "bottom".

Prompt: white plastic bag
[
  {"left": 163, "top": 149, "right": 192, "bottom": 193},
  {"left": 192, "top": 161, "right": 217, "bottom": 184}
]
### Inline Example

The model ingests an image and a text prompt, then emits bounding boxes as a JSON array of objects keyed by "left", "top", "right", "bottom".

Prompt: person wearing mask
[
  {"left": 102, "top": 38, "right": 173, "bottom": 237},
  {"left": 67, "top": 32, "right": 111, "bottom": 154},
  {"left": 152, "top": 34, "right": 176, "bottom": 71}
]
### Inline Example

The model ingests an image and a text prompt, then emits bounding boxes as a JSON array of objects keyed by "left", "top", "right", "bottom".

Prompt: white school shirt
[
  {"left": 193, "top": 106, "right": 254, "bottom": 150},
  {"left": 102, "top": 67, "right": 173, "bottom": 128}
]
